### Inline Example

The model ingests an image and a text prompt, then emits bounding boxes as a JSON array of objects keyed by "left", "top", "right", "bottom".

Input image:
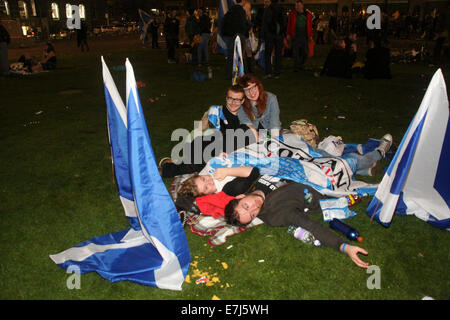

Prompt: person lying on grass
[
  {"left": 176, "top": 166, "right": 369, "bottom": 268},
  {"left": 223, "top": 182, "right": 370, "bottom": 269}
]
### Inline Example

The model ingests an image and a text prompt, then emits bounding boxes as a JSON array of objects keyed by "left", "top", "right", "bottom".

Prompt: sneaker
[
  {"left": 376, "top": 133, "right": 393, "bottom": 158},
  {"left": 158, "top": 157, "right": 173, "bottom": 169},
  {"left": 263, "top": 74, "right": 272, "bottom": 79}
]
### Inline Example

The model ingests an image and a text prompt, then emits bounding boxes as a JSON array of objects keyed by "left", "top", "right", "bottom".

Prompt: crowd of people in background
[
  {"left": 142, "top": 0, "right": 448, "bottom": 79},
  {"left": 1, "top": 0, "right": 448, "bottom": 77}
]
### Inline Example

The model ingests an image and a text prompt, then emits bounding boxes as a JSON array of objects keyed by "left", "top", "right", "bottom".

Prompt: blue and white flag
[
  {"left": 217, "top": 0, "right": 235, "bottom": 55},
  {"left": 232, "top": 35, "right": 245, "bottom": 85},
  {"left": 366, "top": 69, "right": 450, "bottom": 230},
  {"left": 208, "top": 105, "right": 228, "bottom": 130},
  {"left": 209, "top": 152, "right": 377, "bottom": 197},
  {"left": 49, "top": 58, "right": 190, "bottom": 290},
  {"left": 254, "top": 40, "right": 265, "bottom": 70},
  {"left": 103, "top": 56, "right": 140, "bottom": 230},
  {"left": 138, "top": 9, "right": 152, "bottom": 43}
]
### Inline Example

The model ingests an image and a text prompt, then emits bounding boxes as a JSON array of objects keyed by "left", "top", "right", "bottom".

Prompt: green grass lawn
[{"left": 1, "top": 36, "right": 449, "bottom": 300}]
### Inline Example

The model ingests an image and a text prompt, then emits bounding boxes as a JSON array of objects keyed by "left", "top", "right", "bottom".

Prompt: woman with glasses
[{"left": 237, "top": 74, "right": 282, "bottom": 140}]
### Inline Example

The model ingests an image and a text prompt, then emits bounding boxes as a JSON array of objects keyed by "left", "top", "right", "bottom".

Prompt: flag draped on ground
[
  {"left": 49, "top": 58, "right": 190, "bottom": 290},
  {"left": 217, "top": 0, "right": 235, "bottom": 54},
  {"left": 366, "top": 69, "right": 450, "bottom": 230},
  {"left": 208, "top": 151, "right": 377, "bottom": 198}
]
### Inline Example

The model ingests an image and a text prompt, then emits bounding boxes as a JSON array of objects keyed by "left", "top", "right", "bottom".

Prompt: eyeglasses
[
  {"left": 243, "top": 84, "right": 258, "bottom": 92},
  {"left": 226, "top": 96, "right": 244, "bottom": 103}
]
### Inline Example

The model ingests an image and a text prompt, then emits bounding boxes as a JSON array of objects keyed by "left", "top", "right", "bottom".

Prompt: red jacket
[{"left": 286, "top": 9, "right": 313, "bottom": 39}]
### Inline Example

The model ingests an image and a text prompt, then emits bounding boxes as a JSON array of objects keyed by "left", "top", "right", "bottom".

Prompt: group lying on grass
[{"left": 159, "top": 74, "right": 393, "bottom": 269}]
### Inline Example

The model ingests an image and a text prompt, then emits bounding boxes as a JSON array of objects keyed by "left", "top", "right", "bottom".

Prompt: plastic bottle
[
  {"left": 329, "top": 218, "right": 363, "bottom": 242},
  {"left": 304, "top": 188, "right": 312, "bottom": 204},
  {"left": 287, "top": 225, "right": 321, "bottom": 246}
]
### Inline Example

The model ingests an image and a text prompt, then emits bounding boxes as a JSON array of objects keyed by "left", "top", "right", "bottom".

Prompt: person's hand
[
  {"left": 213, "top": 168, "right": 228, "bottom": 181},
  {"left": 342, "top": 244, "right": 369, "bottom": 269},
  {"left": 200, "top": 113, "right": 209, "bottom": 131}
]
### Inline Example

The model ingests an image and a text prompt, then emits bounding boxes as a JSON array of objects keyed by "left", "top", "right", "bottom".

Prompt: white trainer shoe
[{"left": 376, "top": 134, "right": 393, "bottom": 158}]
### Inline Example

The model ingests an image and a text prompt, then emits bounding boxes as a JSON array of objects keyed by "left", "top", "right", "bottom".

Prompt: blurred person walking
[
  {"left": 286, "top": 0, "right": 313, "bottom": 72},
  {"left": 164, "top": 11, "right": 180, "bottom": 64}
]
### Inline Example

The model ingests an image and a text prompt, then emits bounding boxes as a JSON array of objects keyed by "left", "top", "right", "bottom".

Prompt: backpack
[
  {"left": 289, "top": 119, "right": 320, "bottom": 148},
  {"left": 220, "top": 10, "right": 234, "bottom": 37}
]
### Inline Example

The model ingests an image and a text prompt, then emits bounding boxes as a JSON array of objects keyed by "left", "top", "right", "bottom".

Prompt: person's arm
[
  {"left": 200, "top": 111, "right": 210, "bottom": 131},
  {"left": 237, "top": 106, "right": 253, "bottom": 127},
  {"left": 269, "top": 193, "right": 370, "bottom": 269},
  {"left": 265, "top": 93, "right": 282, "bottom": 131},
  {"left": 283, "top": 208, "right": 345, "bottom": 250},
  {"left": 339, "top": 243, "right": 369, "bottom": 269},
  {"left": 222, "top": 167, "right": 260, "bottom": 196},
  {"left": 237, "top": 108, "right": 259, "bottom": 140},
  {"left": 213, "top": 166, "right": 253, "bottom": 181}
]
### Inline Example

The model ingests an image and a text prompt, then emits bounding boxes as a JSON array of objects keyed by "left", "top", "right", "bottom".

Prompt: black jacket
[
  {"left": 261, "top": 3, "right": 285, "bottom": 38},
  {"left": 229, "top": 4, "right": 250, "bottom": 37},
  {"left": 258, "top": 183, "right": 345, "bottom": 251}
]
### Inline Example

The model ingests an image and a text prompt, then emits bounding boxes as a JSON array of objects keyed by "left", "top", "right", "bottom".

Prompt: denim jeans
[
  {"left": 316, "top": 149, "right": 381, "bottom": 176},
  {"left": 341, "top": 150, "right": 381, "bottom": 175},
  {"left": 197, "top": 33, "right": 210, "bottom": 64}
]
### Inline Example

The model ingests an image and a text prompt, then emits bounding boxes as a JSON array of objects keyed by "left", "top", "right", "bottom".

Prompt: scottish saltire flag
[
  {"left": 208, "top": 105, "right": 228, "bottom": 130},
  {"left": 232, "top": 35, "right": 245, "bottom": 85},
  {"left": 102, "top": 56, "right": 140, "bottom": 230},
  {"left": 209, "top": 152, "right": 377, "bottom": 197},
  {"left": 366, "top": 69, "right": 450, "bottom": 230},
  {"left": 217, "top": 0, "right": 235, "bottom": 54},
  {"left": 49, "top": 58, "right": 190, "bottom": 290},
  {"left": 138, "top": 9, "right": 152, "bottom": 43}
]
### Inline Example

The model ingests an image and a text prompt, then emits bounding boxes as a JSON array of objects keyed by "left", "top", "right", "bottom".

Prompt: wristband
[{"left": 341, "top": 243, "right": 348, "bottom": 254}]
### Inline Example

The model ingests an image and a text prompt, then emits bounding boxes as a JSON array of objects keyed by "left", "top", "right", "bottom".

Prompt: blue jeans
[
  {"left": 316, "top": 149, "right": 381, "bottom": 176},
  {"left": 198, "top": 33, "right": 210, "bottom": 64}
]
